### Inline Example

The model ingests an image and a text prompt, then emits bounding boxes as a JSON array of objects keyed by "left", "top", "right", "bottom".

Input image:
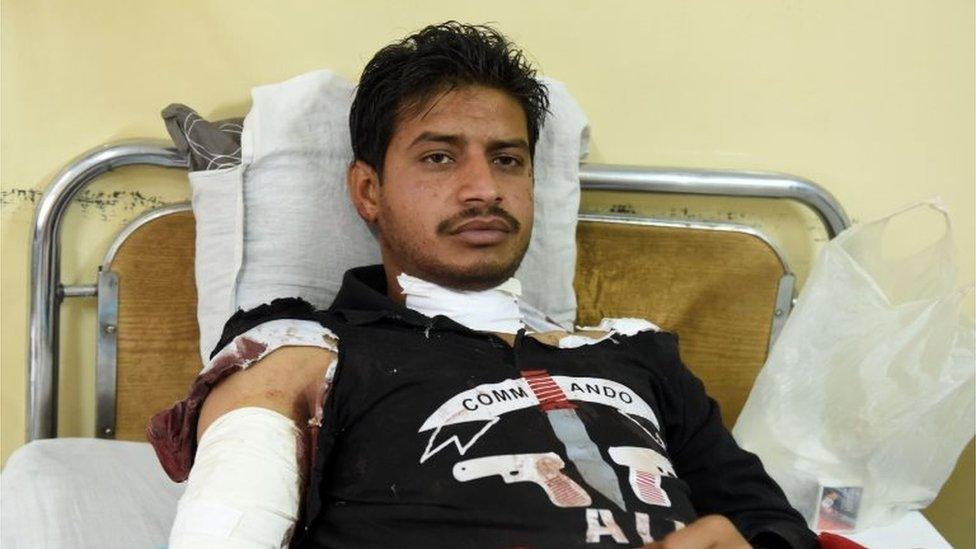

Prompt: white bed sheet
[
  {"left": 1, "top": 438, "right": 184, "bottom": 549},
  {"left": 1, "top": 438, "right": 954, "bottom": 548},
  {"left": 842, "top": 511, "right": 952, "bottom": 549}
]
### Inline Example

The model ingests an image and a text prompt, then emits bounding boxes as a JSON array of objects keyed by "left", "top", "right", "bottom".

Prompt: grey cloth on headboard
[{"left": 161, "top": 104, "right": 242, "bottom": 171}]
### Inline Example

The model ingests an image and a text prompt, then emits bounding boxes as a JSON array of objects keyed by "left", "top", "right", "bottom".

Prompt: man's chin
[{"left": 416, "top": 260, "right": 522, "bottom": 292}]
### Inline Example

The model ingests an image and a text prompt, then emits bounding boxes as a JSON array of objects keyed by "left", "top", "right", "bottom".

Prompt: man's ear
[{"left": 347, "top": 160, "right": 381, "bottom": 224}]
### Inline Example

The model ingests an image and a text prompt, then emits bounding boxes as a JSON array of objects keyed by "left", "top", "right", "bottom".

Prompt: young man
[{"left": 152, "top": 22, "right": 817, "bottom": 549}]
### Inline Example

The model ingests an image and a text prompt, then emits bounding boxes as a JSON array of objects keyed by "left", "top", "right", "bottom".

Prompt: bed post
[{"left": 27, "top": 140, "right": 186, "bottom": 441}]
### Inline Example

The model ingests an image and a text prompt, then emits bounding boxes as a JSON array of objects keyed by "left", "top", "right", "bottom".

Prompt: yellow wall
[{"left": 2, "top": 1, "right": 972, "bottom": 545}]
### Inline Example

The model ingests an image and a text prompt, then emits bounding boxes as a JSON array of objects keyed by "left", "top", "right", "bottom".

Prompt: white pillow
[
  {"left": 515, "top": 77, "right": 588, "bottom": 327},
  {"left": 237, "top": 70, "right": 381, "bottom": 312},
  {"left": 189, "top": 166, "right": 245, "bottom": 366},
  {"left": 189, "top": 70, "right": 588, "bottom": 364}
]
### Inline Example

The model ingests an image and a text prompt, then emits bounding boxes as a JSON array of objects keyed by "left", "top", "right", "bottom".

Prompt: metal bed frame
[{"left": 26, "top": 139, "right": 851, "bottom": 441}]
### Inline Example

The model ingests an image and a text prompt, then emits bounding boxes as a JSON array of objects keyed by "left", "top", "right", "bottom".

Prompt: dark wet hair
[{"left": 350, "top": 21, "right": 549, "bottom": 175}]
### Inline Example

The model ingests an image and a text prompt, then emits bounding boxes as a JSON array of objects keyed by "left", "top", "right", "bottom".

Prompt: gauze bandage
[
  {"left": 397, "top": 272, "right": 524, "bottom": 334},
  {"left": 558, "top": 318, "right": 661, "bottom": 348},
  {"left": 169, "top": 407, "right": 302, "bottom": 549}
]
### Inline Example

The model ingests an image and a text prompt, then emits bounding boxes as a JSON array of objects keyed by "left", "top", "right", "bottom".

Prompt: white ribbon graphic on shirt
[{"left": 418, "top": 376, "right": 662, "bottom": 463}]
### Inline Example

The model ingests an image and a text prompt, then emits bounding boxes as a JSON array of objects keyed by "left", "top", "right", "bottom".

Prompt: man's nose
[{"left": 456, "top": 157, "right": 502, "bottom": 205}]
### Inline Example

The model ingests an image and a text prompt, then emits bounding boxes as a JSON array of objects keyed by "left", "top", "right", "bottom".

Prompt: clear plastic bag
[{"left": 732, "top": 199, "right": 975, "bottom": 531}]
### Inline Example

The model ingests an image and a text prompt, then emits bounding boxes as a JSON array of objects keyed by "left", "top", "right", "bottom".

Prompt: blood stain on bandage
[
  {"left": 208, "top": 336, "right": 269, "bottom": 373},
  {"left": 235, "top": 337, "right": 269, "bottom": 363}
]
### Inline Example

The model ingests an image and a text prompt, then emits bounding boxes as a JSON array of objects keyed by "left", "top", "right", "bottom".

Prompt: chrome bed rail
[
  {"left": 578, "top": 164, "right": 850, "bottom": 239},
  {"left": 27, "top": 139, "right": 850, "bottom": 441},
  {"left": 27, "top": 140, "right": 187, "bottom": 441}
]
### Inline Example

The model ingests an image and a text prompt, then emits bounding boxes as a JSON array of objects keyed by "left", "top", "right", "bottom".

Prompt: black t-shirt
[{"left": 212, "top": 265, "right": 818, "bottom": 549}]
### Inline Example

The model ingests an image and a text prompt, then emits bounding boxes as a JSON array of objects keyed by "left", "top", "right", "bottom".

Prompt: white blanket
[{"left": 1, "top": 439, "right": 184, "bottom": 549}]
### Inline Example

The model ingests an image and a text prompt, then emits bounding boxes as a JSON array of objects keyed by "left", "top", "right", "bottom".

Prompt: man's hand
[{"left": 642, "top": 515, "right": 751, "bottom": 549}]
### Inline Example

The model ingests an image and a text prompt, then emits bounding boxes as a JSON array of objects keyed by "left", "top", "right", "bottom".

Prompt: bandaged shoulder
[
  {"left": 205, "top": 317, "right": 338, "bottom": 376},
  {"left": 148, "top": 315, "right": 340, "bottom": 484}
]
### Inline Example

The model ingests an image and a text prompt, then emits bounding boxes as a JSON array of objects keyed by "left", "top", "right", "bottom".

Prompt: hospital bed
[
  {"left": 7, "top": 138, "right": 863, "bottom": 547},
  {"left": 26, "top": 139, "right": 851, "bottom": 441}
]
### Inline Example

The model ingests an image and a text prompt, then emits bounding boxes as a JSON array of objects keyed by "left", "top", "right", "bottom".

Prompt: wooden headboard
[{"left": 103, "top": 209, "right": 790, "bottom": 439}]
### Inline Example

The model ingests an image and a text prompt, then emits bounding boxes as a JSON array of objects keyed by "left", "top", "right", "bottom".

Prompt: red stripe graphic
[
  {"left": 633, "top": 471, "right": 671, "bottom": 507},
  {"left": 546, "top": 474, "right": 590, "bottom": 507},
  {"left": 520, "top": 370, "right": 577, "bottom": 412}
]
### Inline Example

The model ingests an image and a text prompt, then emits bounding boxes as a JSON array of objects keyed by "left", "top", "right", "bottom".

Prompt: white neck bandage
[{"left": 397, "top": 272, "right": 525, "bottom": 335}]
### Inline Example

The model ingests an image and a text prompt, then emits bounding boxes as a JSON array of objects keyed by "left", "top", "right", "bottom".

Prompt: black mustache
[{"left": 437, "top": 205, "right": 522, "bottom": 235}]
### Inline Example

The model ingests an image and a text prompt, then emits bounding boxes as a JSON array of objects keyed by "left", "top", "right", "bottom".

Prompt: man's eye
[
  {"left": 493, "top": 155, "right": 524, "bottom": 168},
  {"left": 423, "top": 153, "right": 454, "bottom": 164}
]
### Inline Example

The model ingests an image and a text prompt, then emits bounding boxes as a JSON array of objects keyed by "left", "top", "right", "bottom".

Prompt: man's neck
[{"left": 384, "top": 264, "right": 407, "bottom": 304}]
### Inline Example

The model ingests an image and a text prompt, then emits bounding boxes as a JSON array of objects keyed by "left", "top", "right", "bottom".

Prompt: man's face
[{"left": 355, "top": 85, "right": 534, "bottom": 291}]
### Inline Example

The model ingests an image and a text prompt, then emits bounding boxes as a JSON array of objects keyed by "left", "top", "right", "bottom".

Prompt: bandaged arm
[{"left": 168, "top": 321, "right": 337, "bottom": 549}]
